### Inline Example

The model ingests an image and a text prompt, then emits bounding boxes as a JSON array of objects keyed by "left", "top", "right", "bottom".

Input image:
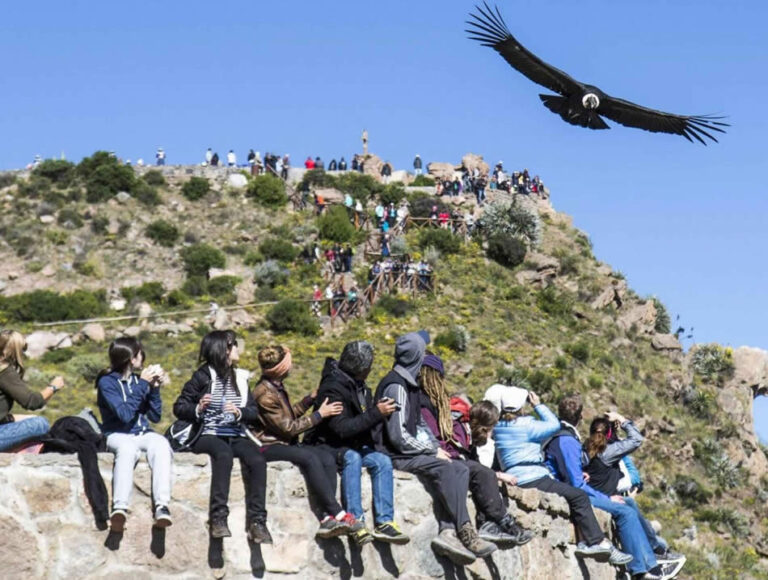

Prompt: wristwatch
[{"left": 49, "top": 384, "right": 60, "bottom": 393}]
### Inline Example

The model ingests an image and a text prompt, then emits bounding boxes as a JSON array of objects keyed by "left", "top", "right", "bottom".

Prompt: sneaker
[
  {"left": 372, "top": 521, "right": 410, "bottom": 545},
  {"left": 639, "top": 564, "right": 666, "bottom": 580},
  {"left": 660, "top": 558, "right": 686, "bottom": 579},
  {"left": 247, "top": 520, "right": 273, "bottom": 544},
  {"left": 110, "top": 509, "right": 127, "bottom": 533},
  {"left": 609, "top": 546, "right": 634, "bottom": 566},
  {"left": 457, "top": 522, "right": 498, "bottom": 558},
  {"left": 316, "top": 514, "right": 356, "bottom": 539},
  {"left": 351, "top": 527, "right": 374, "bottom": 546},
  {"left": 153, "top": 506, "right": 172, "bottom": 528},
  {"left": 209, "top": 518, "right": 232, "bottom": 538},
  {"left": 574, "top": 539, "right": 613, "bottom": 561},
  {"left": 431, "top": 528, "right": 476, "bottom": 566},
  {"left": 498, "top": 514, "right": 534, "bottom": 546}
]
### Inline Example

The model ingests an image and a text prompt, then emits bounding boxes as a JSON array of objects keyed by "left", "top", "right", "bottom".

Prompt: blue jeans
[
  {"left": 342, "top": 447, "right": 394, "bottom": 524},
  {"left": 590, "top": 494, "right": 657, "bottom": 574},
  {"left": 0, "top": 416, "right": 49, "bottom": 451}
]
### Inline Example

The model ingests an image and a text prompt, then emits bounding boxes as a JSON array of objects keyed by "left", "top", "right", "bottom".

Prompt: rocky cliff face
[{"left": 0, "top": 454, "right": 616, "bottom": 579}]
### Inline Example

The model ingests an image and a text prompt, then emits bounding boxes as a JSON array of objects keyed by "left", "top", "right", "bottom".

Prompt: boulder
[
  {"left": 651, "top": 333, "right": 682, "bottom": 351},
  {"left": 313, "top": 187, "right": 344, "bottom": 204},
  {"left": 461, "top": 152, "right": 490, "bottom": 176},
  {"left": 41, "top": 264, "right": 56, "bottom": 277},
  {"left": 109, "top": 298, "right": 127, "bottom": 311},
  {"left": 212, "top": 308, "right": 229, "bottom": 330},
  {"left": 115, "top": 191, "right": 131, "bottom": 203},
  {"left": 730, "top": 346, "right": 768, "bottom": 396},
  {"left": 39, "top": 215, "right": 55, "bottom": 224},
  {"left": 81, "top": 323, "right": 106, "bottom": 343},
  {"left": 617, "top": 301, "right": 657, "bottom": 334},
  {"left": 136, "top": 302, "right": 153, "bottom": 319},
  {"left": 226, "top": 173, "right": 248, "bottom": 189},
  {"left": 208, "top": 268, "right": 240, "bottom": 280},
  {"left": 427, "top": 161, "right": 457, "bottom": 180},
  {"left": 389, "top": 169, "right": 410, "bottom": 184},
  {"left": 25, "top": 331, "right": 72, "bottom": 359},
  {"left": 591, "top": 279, "right": 627, "bottom": 310},
  {"left": 360, "top": 153, "right": 384, "bottom": 181}
]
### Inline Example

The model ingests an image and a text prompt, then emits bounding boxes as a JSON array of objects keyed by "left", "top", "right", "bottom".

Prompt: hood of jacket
[{"left": 393, "top": 332, "right": 426, "bottom": 387}]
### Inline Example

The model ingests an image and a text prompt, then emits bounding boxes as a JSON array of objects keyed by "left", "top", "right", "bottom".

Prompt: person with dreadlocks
[{"left": 418, "top": 354, "right": 533, "bottom": 548}]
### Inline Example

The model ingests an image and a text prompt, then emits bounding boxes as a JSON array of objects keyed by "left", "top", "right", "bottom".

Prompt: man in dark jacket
[
  {"left": 307, "top": 341, "right": 408, "bottom": 546},
  {"left": 373, "top": 332, "right": 496, "bottom": 565},
  {"left": 413, "top": 154, "right": 423, "bottom": 175}
]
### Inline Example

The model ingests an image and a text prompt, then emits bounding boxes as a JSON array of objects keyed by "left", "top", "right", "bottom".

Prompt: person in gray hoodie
[{"left": 373, "top": 331, "right": 496, "bottom": 565}]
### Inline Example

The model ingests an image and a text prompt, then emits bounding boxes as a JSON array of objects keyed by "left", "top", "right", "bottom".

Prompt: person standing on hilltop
[
  {"left": 305, "top": 156, "right": 315, "bottom": 170},
  {"left": 281, "top": 154, "right": 290, "bottom": 179},
  {"left": 226, "top": 150, "right": 236, "bottom": 167},
  {"left": 211, "top": 152, "right": 220, "bottom": 167},
  {"left": 155, "top": 148, "right": 166, "bottom": 166},
  {"left": 413, "top": 154, "right": 423, "bottom": 175},
  {"left": 96, "top": 337, "right": 174, "bottom": 533},
  {"left": 381, "top": 161, "right": 393, "bottom": 184},
  {"left": 205, "top": 148, "right": 213, "bottom": 165},
  {"left": 338, "top": 156, "right": 347, "bottom": 171},
  {"left": 0, "top": 330, "right": 65, "bottom": 451}
]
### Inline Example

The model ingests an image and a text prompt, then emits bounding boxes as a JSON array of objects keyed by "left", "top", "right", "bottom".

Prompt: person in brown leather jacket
[{"left": 250, "top": 345, "right": 362, "bottom": 539}]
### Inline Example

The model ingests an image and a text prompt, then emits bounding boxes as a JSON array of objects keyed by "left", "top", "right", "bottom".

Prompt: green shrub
[
  {"left": 694, "top": 508, "right": 749, "bottom": 537},
  {"left": 77, "top": 151, "right": 116, "bottom": 179},
  {"left": 181, "top": 243, "right": 226, "bottom": 277},
  {"left": 142, "top": 170, "right": 166, "bottom": 186},
  {"left": 565, "top": 341, "right": 590, "bottom": 363},
  {"left": 181, "top": 177, "right": 210, "bottom": 201},
  {"left": 253, "top": 260, "right": 288, "bottom": 288},
  {"left": 165, "top": 288, "right": 193, "bottom": 308},
  {"left": 222, "top": 244, "right": 249, "bottom": 256},
  {"left": 45, "top": 229, "right": 69, "bottom": 246},
  {"left": 0, "top": 289, "right": 108, "bottom": 322},
  {"left": 133, "top": 181, "right": 161, "bottom": 206},
  {"left": 587, "top": 373, "right": 603, "bottom": 389},
  {"left": 673, "top": 475, "right": 712, "bottom": 508},
  {"left": 0, "top": 174, "right": 16, "bottom": 189},
  {"left": 91, "top": 215, "right": 110, "bottom": 234},
  {"left": 434, "top": 325, "right": 470, "bottom": 352},
  {"left": 335, "top": 172, "right": 382, "bottom": 205},
  {"left": 536, "top": 286, "right": 573, "bottom": 318},
  {"left": 266, "top": 299, "right": 319, "bottom": 336},
  {"left": 419, "top": 228, "right": 461, "bottom": 255},
  {"left": 73, "top": 254, "right": 102, "bottom": 277},
  {"left": 496, "top": 366, "right": 531, "bottom": 388},
  {"left": 408, "top": 192, "right": 449, "bottom": 218},
  {"left": 259, "top": 238, "right": 298, "bottom": 263},
  {"left": 376, "top": 295, "right": 414, "bottom": 318},
  {"left": 85, "top": 163, "right": 136, "bottom": 203},
  {"left": 57, "top": 208, "right": 83, "bottom": 229},
  {"left": 693, "top": 439, "right": 740, "bottom": 489},
  {"left": 207, "top": 275, "right": 241, "bottom": 304},
  {"left": 121, "top": 282, "right": 165, "bottom": 304},
  {"left": 318, "top": 205, "right": 356, "bottom": 243},
  {"left": 145, "top": 220, "right": 179, "bottom": 247},
  {"left": 379, "top": 184, "right": 407, "bottom": 206},
  {"left": 652, "top": 297, "right": 671, "bottom": 334},
  {"left": 40, "top": 348, "right": 76, "bottom": 364},
  {"left": 527, "top": 369, "right": 557, "bottom": 393},
  {"left": 182, "top": 276, "right": 209, "bottom": 297},
  {"left": 299, "top": 169, "right": 336, "bottom": 191},
  {"left": 33, "top": 159, "right": 76, "bottom": 186},
  {"left": 487, "top": 235, "right": 526, "bottom": 268},
  {"left": 554, "top": 356, "right": 569, "bottom": 370},
  {"left": 691, "top": 344, "right": 734, "bottom": 382},
  {"left": 411, "top": 175, "right": 435, "bottom": 186},
  {"left": 247, "top": 175, "right": 288, "bottom": 208},
  {"left": 244, "top": 251, "right": 264, "bottom": 266},
  {"left": 480, "top": 199, "right": 541, "bottom": 246}
]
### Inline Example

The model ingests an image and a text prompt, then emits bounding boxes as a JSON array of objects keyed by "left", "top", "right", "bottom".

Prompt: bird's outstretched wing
[
  {"left": 599, "top": 95, "right": 728, "bottom": 144},
  {"left": 466, "top": 2, "right": 582, "bottom": 97}
]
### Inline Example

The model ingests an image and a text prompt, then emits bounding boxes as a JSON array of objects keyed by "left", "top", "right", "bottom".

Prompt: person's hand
[
  {"left": 436, "top": 448, "right": 452, "bottom": 462},
  {"left": 582, "top": 472, "right": 591, "bottom": 483},
  {"left": 223, "top": 402, "right": 241, "bottom": 419},
  {"left": 496, "top": 472, "right": 518, "bottom": 486},
  {"left": 141, "top": 366, "right": 161, "bottom": 386},
  {"left": 50, "top": 376, "right": 65, "bottom": 391},
  {"left": 311, "top": 388, "right": 318, "bottom": 399},
  {"left": 528, "top": 391, "right": 541, "bottom": 407},
  {"left": 376, "top": 398, "right": 397, "bottom": 417},
  {"left": 318, "top": 397, "right": 344, "bottom": 418},
  {"left": 610, "top": 495, "right": 625, "bottom": 504},
  {"left": 605, "top": 411, "right": 627, "bottom": 424},
  {"left": 197, "top": 394, "right": 212, "bottom": 414}
]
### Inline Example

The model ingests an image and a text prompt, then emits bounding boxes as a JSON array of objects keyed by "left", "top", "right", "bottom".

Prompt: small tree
[
  {"left": 487, "top": 235, "right": 526, "bottom": 268},
  {"left": 247, "top": 175, "right": 288, "bottom": 208},
  {"left": 86, "top": 163, "right": 136, "bottom": 202},
  {"left": 146, "top": 220, "right": 180, "bottom": 247},
  {"left": 318, "top": 205, "right": 356, "bottom": 243},
  {"left": 480, "top": 199, "right": 541, "bottom": 247},
  {"left": 267, "top": 300, "right": 320, "bottom": 336},
  {"left": 181, "top": 243, "right": 226, "bottom": 277},
  {"left": 181, "top": 177, "right": 210, "bottom": 201},
  {"left": 418, "top": 228, "right": 461, "bottom": 255},
  {"left": 259, "top": 238, "right": 298, "bottom": 263},
  {"left": 142, "top": 170, "right": 166, "bottom": 186},
  {"left": 33, "top": 159, "right": 76, "bottom": 186}
]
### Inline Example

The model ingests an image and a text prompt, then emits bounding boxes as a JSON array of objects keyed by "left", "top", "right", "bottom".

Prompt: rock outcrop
[{"left": 0, "top": 454, "right": 617, "bottom": 579}]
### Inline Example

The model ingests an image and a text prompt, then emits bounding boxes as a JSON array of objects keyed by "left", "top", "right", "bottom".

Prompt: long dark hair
[
  {"left": 585, "top": 417, "right": 612, "bottom": 460},
  {"left": 199, "top": 330, "right": 238, "bottom": 392},
  {"left": 95, "top": 337, "right": 145, "bottom": 388}
]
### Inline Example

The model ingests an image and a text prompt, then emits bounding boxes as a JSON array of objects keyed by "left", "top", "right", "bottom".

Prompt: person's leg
[
  {"left": 313, "top": 445, "right": 340, "bottom": 498},
  {"left": 360, "top": 449, "right": 394, "bottom": 524},
  {"left": 106, "top": 433, "right": 140, "bottom": 511},
  {"left": 520, "top": 477, "right": 604, "bottom": 545},
  {"left": 140, "top": 432, "right": 173, "bottom": 509},
  {"left": 0, "top": 416, "right": 49, "bottom": 451},
  {"left": 231, "top": 437, "right": 268, "bottom": 523},
  {"left": 624, "top": 496, "right": 666, "bottom": 552},
  {"left": 466, "top": 460, "right": 507, "bottom": 523},
  {"left": 590, "top": 494, "right": 655, "bottom": 575},
  {"left": 192, "top": 435, "right": 235, "bottom": 521},
  {"left": 342, "top": 449, "right": 364, "bottom": 520}
]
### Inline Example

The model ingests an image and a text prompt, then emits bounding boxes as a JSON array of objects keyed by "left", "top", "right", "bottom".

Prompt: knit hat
[
  {"left": 422, "top": 353, "right": 444, "bottom": 377},
  {"left": 484, "top": 384, "right": 528, "bottom": 413},
  {"left": 338, "top": 341, "right": 374, "bottom": 377}
]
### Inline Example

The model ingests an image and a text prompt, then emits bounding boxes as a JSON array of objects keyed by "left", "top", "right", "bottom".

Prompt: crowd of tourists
[{"left": 0, "top": 328, "right": 685, "bottom": 578}]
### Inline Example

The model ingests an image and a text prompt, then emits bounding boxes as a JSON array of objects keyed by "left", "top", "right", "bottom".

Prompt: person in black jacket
[
  {"left": 307, "top": 341, "right": 409, "bottom": 546},
  {"left": 173, "top": 330, "right": 272, "bottom": 545}
]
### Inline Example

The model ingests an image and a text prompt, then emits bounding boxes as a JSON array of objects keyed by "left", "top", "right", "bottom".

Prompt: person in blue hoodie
[
  {"left": 488, "top": 384, "right": 632, "bottom": 566},
  {"left": 96, "top": 337, "right": 173, "bottom": 533}
]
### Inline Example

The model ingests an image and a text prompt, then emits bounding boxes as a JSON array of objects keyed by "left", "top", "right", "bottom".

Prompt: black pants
[
  {"left": 261, "top": 444, "right": 343, "bottom": 518},
  {"left": 520, "top": 476, "right": 605, "bottom": 545},
  {"left": 466, "top": 459, "right": 507, "bottom": 523},
  {"left": 193, "top": 435, "right": 267, "bottom": 523},
  {"left": 394, "top": 455, "right": 471, "bottom": 531}
]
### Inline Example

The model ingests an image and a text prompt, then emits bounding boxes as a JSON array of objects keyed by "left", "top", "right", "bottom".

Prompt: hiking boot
[
  {"left": 209, "top": 518, "right": 232, "bottom": 538},
  {"left": 574, "top": 539, "right": 613, "bottom": 561},
  {"left": 153, "top": 506, "right": 172, "bottom": 528},
  {"left": 431, "top": 528, "right": 476, "bottom": 566},
  {"left": 316, "top": 514, "right": 357, "bottom": 539},
  {"left": 478, "top": 521, "right": 508, "bottom": 544},
  {"left": 609, "top": 546, "right": 634, "bottom": 566},
  {"left": 372, "top": 521, "right": 410, "bottom": 545},
  {"left": 498, "top": 514, "right": 534, "bottom": 546},
  {"left": 110, "top": 509, "right": 127, "bottom": 533},
  {"left": 457, "top": 522, "right": 498, "bottom": 558},
  {"left": 247, "top": 520, "right": 273, "bottom": 544},
  {"left": 351, "top": 527, "right": 374, "bottom": 546}
]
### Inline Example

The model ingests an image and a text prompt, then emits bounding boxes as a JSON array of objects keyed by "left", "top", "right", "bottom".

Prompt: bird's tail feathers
[{"left": 539, "top": 94, "right": 609, "bottom": 130}]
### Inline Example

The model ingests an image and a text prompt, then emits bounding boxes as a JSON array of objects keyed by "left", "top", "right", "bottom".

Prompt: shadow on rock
[
  {"left": 150, "top": 526, "right": 166, "bottom": 559},
  {"left": 104, "top": 530, "right": 123, "bottom": 551},
  {"left": 317, "top": 537, "right": 351, "bottom": 580},
  {"left": 373, "top": 541, "right": 400, "bottom": 577}
]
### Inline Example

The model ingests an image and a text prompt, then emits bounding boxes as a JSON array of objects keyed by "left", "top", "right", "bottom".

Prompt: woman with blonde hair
[{"left": 0, "top": 330, "right": 65, "bottom": 451}]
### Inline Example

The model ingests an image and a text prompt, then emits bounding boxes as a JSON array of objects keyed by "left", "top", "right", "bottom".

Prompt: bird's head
[{"left": 582, "top": 93, "right": 600, "bottom": 109}]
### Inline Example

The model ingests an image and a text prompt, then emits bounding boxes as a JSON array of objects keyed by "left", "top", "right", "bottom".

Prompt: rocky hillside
[{"left": 1, "top": 153, "right": 767, "bottom": 578}]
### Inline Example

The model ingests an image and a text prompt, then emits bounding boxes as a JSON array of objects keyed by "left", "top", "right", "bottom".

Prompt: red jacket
[{"left": 305, "top": 158, "right": 316, "bottom": 169}]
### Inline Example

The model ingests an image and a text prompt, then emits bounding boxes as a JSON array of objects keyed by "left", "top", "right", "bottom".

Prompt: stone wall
[{"left": 0, "top": 454, "right": 617, "bottom": 579}]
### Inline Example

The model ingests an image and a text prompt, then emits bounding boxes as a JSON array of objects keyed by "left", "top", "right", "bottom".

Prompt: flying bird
[{"left": 466, "top": 3, "right": 728, "bottom": 144}]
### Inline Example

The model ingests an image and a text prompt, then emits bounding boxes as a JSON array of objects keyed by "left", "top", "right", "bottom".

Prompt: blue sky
[{"left": 2, "top": 1, "right": 767, "bottom": 438}]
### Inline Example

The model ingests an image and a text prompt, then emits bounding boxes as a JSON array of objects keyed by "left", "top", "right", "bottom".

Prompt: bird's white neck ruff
[{"left": 582, "top": 93, "right": 600, "bottom": 109}]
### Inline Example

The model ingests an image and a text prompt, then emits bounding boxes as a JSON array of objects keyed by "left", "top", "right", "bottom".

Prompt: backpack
[{"left": 165, "top": 419, "right": 203, "bottom": 452}]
